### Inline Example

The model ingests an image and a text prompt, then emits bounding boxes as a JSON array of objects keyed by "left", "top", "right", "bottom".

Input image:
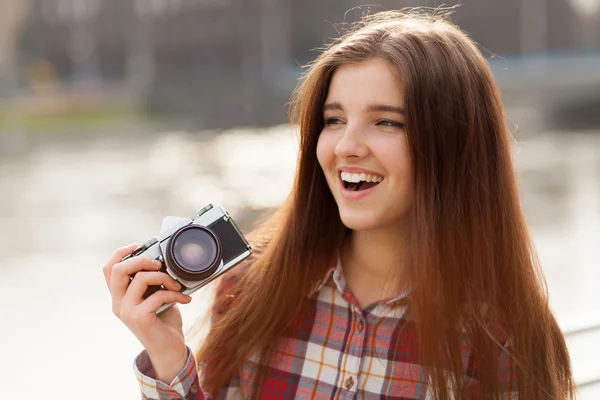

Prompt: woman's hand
[{"left": 103, "top": 243, "right": 193, "bottom": 383}]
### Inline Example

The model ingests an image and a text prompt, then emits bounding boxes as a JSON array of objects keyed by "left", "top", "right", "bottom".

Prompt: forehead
[{"left": 325, "top": 58, "right": 404, "bottom": 107}]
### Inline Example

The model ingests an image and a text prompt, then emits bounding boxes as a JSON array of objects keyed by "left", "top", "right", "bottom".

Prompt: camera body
[{"left": 123, "top": 204, "right": 252, "bottom": 314}]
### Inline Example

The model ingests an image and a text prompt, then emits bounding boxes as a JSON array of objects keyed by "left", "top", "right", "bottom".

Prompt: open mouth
[
  {"left": 340, "top": 171, "right": 383, "bottom": 192},
  {"left": 343, "top": 181, "right": 381, "bottom": 191}
]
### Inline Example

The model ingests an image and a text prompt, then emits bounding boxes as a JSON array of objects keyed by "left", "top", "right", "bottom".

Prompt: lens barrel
[{"left": 166, "top": 224, "right": 222, "bottom": 281}]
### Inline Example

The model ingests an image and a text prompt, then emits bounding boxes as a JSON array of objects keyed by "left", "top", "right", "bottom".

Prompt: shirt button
[
  {"left": 190, "top": 383, "right": 199, "bottom": 393},
  {"left": 357, "top": 320, "right": 364, "bottom": 332},
  {"left": 345, "top": 376, "right": 355, "bottom": 390}
]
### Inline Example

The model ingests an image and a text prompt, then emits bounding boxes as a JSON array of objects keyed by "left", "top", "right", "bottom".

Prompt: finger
[
  {"left": 138, "top": 290, "right": 192, "bottom": 315},
  {"left": 102, "top": 243, "right": 138, "bottom": 289},
  {"left": 124, "top": 271, "right": 183, "bottom": 304},
  {"left": 110, "top": 256, "right": 163, "bottom": 301}
]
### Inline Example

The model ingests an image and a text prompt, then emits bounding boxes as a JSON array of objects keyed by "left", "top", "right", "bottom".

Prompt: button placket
[{"left": 343, "top": 310, "right": 365, "bottom": 396}]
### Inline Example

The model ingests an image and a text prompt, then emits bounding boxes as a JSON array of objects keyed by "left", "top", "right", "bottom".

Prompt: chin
[
  {"left": 338, "top": 210, "right": 385, "bottom": 232},
  {"left": 337, "top": 203, "right": 412, "bottom": 233}
]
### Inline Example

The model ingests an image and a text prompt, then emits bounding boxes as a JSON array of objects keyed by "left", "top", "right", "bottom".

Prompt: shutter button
[
  {"left": 345, "top": 376, "right": 355, "bottom": 390},
  {"left": 357, "top": 320, "right": 364, "bottom": 332}
]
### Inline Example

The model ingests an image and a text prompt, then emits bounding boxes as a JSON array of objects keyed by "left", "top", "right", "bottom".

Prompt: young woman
[{"left": 103, "top": 10, "right": 575, "bottom": 399}]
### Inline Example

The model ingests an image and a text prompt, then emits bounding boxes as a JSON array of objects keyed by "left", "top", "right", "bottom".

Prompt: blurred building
[{"left": 10, "top": 0, "right": 600, "bottom": 128}]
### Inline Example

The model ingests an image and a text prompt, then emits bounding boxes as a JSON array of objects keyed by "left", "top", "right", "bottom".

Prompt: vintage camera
[{"left": 123, "top": 204, "right": 252, "bottom": 314}]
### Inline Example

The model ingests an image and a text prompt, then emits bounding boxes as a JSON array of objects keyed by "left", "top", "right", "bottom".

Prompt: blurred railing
[
  {"left": 564, "top": 322, "right": 600, "bottom": 389},
  {"left": 566, "top": 323, "right": 600, "bottom": 337}
]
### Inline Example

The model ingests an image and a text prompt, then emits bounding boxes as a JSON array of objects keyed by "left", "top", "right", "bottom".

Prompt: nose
[{"left": 334, "top": 124, "right": 369, "bottom": 159}]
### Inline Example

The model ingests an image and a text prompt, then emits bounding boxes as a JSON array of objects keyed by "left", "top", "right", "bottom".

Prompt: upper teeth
[{"left": 340, "top": 171, "right": 383, "bottom": 183}]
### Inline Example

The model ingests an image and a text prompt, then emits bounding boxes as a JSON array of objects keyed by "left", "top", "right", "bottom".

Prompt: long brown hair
[{"left": 196, "top": 10, "right": 575, "bottom": 399}]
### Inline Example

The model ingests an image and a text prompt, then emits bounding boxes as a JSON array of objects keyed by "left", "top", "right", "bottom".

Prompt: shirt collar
[
  {"left": 309, "top": 251, "right": 411, "bottom": 307},
  {"left": 309, "top": 253, "right": 338, "bottom": 296}
]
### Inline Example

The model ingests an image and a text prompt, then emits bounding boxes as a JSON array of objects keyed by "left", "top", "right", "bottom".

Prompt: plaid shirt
[{"left": 134, "top": 257, "right": 518, "bottom": 399}]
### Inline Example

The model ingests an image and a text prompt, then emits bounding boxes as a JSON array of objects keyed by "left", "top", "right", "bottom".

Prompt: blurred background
[{"left": 0, "top": 0, "right": 598, "bottom": 398}]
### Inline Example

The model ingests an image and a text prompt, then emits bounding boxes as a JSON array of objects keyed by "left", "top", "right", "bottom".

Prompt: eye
[
  {"left": 324, "top": 117, "right": 344, "bottom": 126},
  {"left": 376, "top": 119, "right": 404, "bottom": 129}
]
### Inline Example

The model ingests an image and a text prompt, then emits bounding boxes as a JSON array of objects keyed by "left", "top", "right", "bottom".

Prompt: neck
[{"left": 340, "top": 222, "right": 408, "bottom": 304}]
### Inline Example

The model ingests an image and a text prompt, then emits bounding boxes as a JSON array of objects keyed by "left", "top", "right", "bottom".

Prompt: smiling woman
[
  {"left": 317, "top": 59, "right": 413, "bottom": 238},
  {"left": 103, "top": 8, "right": 576, "bottom": 400}
]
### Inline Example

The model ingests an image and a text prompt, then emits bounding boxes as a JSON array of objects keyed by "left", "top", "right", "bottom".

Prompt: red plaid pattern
[{"left": 134, "top": 257, "right": 518, "bottom": 399}]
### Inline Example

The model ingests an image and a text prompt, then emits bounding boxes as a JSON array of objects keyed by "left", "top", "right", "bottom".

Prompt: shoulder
[
  {"left": 211, "top": 246, "right": 262, "bottom": 317},
  {"left": 214, "top": 261, "right": 250, "bottom": 297}
]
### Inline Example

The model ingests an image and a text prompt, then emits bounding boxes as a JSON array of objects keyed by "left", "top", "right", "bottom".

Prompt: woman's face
[{"left": 316, "top": 58, "right": 413, "bottom": 233}]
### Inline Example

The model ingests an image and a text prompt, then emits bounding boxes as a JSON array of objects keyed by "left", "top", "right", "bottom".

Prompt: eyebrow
[{"left": 323, "top": 101, "right": 405, "bottom": 115}]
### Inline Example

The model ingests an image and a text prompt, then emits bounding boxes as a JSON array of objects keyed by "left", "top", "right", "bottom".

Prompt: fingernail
[
  {"left": 185, "top": 295, "right": 192, "bottom": 301},
  {"left": 153, "top": 260, "right": 162, "bottom": 267}
]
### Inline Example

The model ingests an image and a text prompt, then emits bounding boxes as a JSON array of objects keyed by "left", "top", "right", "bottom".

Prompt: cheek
[
  {"left": 376, "top": 140, "right": 412, "bottom": 184},
  {"left": 316, "top": 133, "right": 334, "bottom": 170}
]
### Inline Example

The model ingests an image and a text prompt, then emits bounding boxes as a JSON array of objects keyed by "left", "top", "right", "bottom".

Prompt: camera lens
[{"left": 166, "top": 225, "right": 222, "bottom": 281}]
